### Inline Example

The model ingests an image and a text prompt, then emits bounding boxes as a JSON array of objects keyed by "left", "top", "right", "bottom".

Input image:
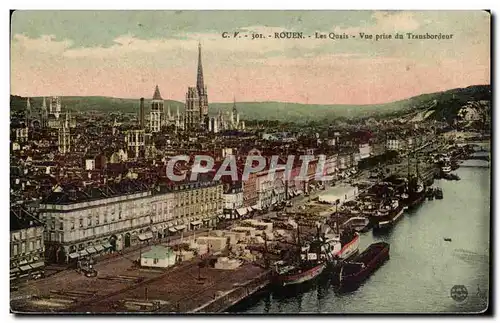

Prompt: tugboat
[
  {"left": 371, "top": 198, "right": 404, "bottom": 230},
  {"left": 272, "top": 225, "right": 326, "bottom": 287},
  {"left": 338, "top": 242, "right": 390, "bottom": 290}
]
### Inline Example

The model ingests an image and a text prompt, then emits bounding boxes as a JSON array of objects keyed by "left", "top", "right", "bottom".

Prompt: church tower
[
  {"left": 196, "top": 43, "right": 209, "bottom": 128},
  {"left": 40, "top": 97, "right": 48, "bottom": 128},
  {"left": 58, "top": 113, "right": 71, "bottom": 154},
  {"left": 150, "top": 85, "right": 163, "bottom": 133}
]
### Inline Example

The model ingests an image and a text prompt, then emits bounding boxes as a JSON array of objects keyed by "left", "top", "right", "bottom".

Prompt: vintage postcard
[{"left": 10, "top": 10, "right": 491, "bottom": 314}]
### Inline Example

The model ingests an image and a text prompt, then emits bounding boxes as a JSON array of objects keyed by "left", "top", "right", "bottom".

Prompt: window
[
  {"left": 88, "top": 217, "right": 92, "bottom": 227},
  {"left": 36, "top": 239, "right": 41, "bottom": 249},
  {"left": 13, "top": 244, "right": 18, "bottom": 256},
  {"left": 104, "top": 215, "right": 108, "bottom": 223},
  {"left": 21, "top": 242, "right": 26, "bottom": 253},
  {"left": 96, "top": 216, "right": 99, "bottom": 225},
  {"left": 153, "top": 258, "right": 159, "bottom": 264},
  {"left": 59, "top": 220, "right": 63, "bottom": 230},
  {"left": 29, "top": 241, "right": 34, "bottom": 251},
  {"left": 118, "top": 211, "right": 122, "bottom": 220},
  {"left": 71, "top": 221, "right": 75, "bottom": 230},
  {"left": 79, "top": 218, "right": 83, "bottom": 228}
]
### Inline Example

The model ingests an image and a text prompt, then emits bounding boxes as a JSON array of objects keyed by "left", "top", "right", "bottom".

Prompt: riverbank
[{"left": 232, "top": 166, "right": 490, "bottom": 313}]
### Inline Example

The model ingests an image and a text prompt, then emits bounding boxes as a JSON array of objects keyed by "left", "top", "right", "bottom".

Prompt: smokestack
[{"left": 139, "top": 98, "right": 145, "bottom": 129}]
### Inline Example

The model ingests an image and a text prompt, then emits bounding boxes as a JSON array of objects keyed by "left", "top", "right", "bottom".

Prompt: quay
[{"left": 11, "top": 254, "right": 271, "bottom": 313}]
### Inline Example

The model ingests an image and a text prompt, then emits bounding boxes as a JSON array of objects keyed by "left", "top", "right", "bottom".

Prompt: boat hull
[
  {"left": 273, "top": 262, "right": 326, "bottom": 287},
  {"left": 371, "top": 207, "right": 405, "bottom": 231},
  {"left": 339, "top": 242, "right": 390, "bottom": 290}
]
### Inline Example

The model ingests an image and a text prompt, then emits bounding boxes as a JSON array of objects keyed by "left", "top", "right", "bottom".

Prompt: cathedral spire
[
  {"left": 196, "top": 42, "right": 204, "bottom": 92},
  {"left": 152, "top": 85, "right": 163, "bottom": 100}
]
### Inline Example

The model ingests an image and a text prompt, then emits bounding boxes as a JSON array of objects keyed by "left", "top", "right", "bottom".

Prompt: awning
[
  {"left": 79, "top": 250, "right": 89, "bottom": 257},
  {"left": 69, "top": 252, "right": 79, "bottom": 259},
  {"left": 10, "top": 268, "right": 20, "bottom": 274},
  {"left": 20, "top": 265, "right": 31, "bottom": 272},
  {"left": 103, "top": 242, "right": 112, "bottom": 249},
  {"left": 191, "top": 220, "right": 202, "bottom": 226},
  {"left": 169, "top": 227, "right": 177, "bottom": 233},
  {"left": 86, "top": 246, "right": 97, "bottom": 254},
  {"left": 203, "top": 218, "right": 210, "bottom": 222},
  {"left": 236, "top": 207, "right": 247, "bottom": 216},
  {"left": 94, "top": 245, "right": 104, "bottom": 252},
  {"left": 30, "top": 261, "right": 45, "bottom": 269},
  {"left": 175, "top": 225, "right": 186, "bottom": 231},
  {"left": 138, "top": 232, "right": 153, "bottom": 241}
]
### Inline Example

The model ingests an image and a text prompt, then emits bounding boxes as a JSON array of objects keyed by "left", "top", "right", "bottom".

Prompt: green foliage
[{"left": 10, "top": 85, "right": 490, "bottom": 123}]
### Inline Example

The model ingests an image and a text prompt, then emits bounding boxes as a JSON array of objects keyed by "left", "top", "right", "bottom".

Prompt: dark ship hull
[
  {"left": 371, "top": 205, "right": 405, "bottom": 230},
  {"left": 338, "top": 242, "right": 390, "bottom": 290}
]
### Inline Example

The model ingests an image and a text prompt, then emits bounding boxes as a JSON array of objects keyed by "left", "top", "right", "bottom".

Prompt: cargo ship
[
  {"left": 402, "top": 176, "right": 426, "bottom": 209},
  {"left": 338, "top": 242, "right": 390, "bottom": 290},
  {"left": 371, "top": 199, "right": 404, "bottom": 230},
  {"left": 321, "top": 220, "right": 360, "bottom": 265},
  {"left": 271, "top": 224, "right": 326, "bottom": 287}
]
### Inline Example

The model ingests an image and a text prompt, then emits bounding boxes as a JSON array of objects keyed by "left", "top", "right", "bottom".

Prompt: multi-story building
[
  {"left": 125, "top": 128, "right": 146, "bottom": 159},
  {"left": 359, "top": 143, "right": 372, "bottom": 159},
  {"left": 222, "top": 181, "right": 244, "bottom": 220},
  {"left": 256, "top": 168, "right": 286, "bottom": 210},
  {"left": 10, "top": 206, "right": 45, "bottom": 283},
  {"left": 386, "top": 138, "right": 402, "bottom": 151},
  {"left": 168, "top": 180, "right": 223, "bottom": 232},
  {"left": 38, "top": 179, "right": 223, "bottom": 264}
]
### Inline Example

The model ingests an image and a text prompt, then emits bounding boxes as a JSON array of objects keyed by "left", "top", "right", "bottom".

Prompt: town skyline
[{"left": 11, "top": 10, "right": 490, "bottom": 105}]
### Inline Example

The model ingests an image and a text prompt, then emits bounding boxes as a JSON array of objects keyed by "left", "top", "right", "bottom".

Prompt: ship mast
[{"left": 296, "top": 224, "right": 301, "bottom": 264}]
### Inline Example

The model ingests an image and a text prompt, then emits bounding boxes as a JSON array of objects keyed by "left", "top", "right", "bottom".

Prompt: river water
[{"left": 231, "top": 166, "right": 490, "bottom": 314}]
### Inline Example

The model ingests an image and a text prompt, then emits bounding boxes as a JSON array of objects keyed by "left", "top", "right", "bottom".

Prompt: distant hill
[{"left": 11, "top": 85, "right": 491, "bottom": 123}]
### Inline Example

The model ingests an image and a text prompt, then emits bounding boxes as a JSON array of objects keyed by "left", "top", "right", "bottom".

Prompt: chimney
[{"left": 139, "top": 98, "right": 145, "bottom": 129}]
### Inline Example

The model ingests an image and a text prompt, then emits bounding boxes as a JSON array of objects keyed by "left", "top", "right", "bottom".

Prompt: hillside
[{"left": 11, "top": 85, "right": 491, "bottom": 123}]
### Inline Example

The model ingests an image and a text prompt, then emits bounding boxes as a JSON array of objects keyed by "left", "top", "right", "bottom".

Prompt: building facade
[
  {"left": 10, "top": 207, "right": 45, "bottom": 283},
  {"left": 125, "top": 128, "right": 146, "bottom": 159},
  {"left": 38, "top": 180, "right": 223, "bottom": 264}
]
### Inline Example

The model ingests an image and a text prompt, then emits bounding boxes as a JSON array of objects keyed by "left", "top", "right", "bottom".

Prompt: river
[{"left": 231, "top": 166, "right": 490, "bottom": 314}]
